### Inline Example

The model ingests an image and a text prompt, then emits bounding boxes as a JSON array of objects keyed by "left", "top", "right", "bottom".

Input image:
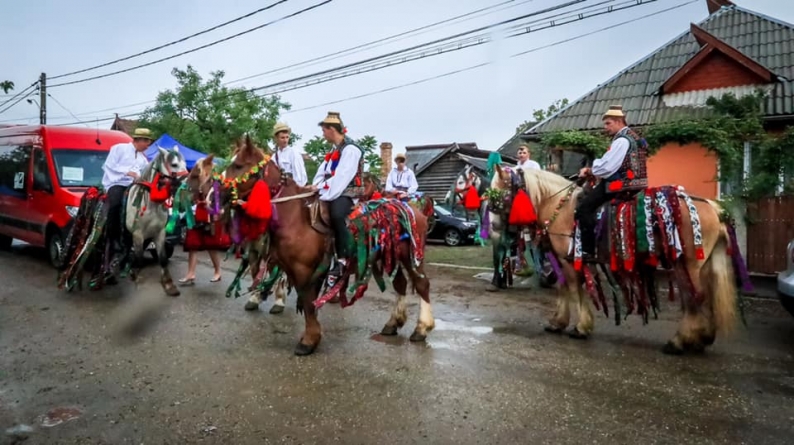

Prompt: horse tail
[{"left": 703, "top": 221, "right": 738, "bottom": 335}]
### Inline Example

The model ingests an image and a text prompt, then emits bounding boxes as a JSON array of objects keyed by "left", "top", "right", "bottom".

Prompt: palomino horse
[
  {"left": 490, "top": 166, "right": 743, "bottom": 354},
  {"left": 225, "top": 138, "right": 434, "bottom": 356},
  {"left": 125, "top": 147, "right": 188, "bottom": 296}
]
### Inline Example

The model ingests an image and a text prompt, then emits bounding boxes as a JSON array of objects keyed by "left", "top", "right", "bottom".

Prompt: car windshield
[
  {"left": 51, "top": 149, "right": 108, "bottom": 187},
  {"left": 435, "top": 206, "right": 452, "bottom": 216}
]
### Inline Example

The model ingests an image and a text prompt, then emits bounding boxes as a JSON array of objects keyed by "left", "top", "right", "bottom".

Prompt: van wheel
[
  {"left": 0, "top": 234, "right": 12, "bottom": 250},
  {"left": 47, "top": 229, "right": 65, "bottom": 269}
]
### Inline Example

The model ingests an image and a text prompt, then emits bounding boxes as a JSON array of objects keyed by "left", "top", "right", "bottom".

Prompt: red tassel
[
  {"left": 240, "top": 180, "right": 272, "bottom": 221},
  {"left": 508, "top": 189, "right": 537, "bottom": 226},
  {"left": 371, "top": 191, "right": 383, "bottom": 200},
  {"left": 646, "top": 254, "right": 658, "bottom": 267},
  {"left": 574, "top": 258, "right": 582, "bottom": 271},
  {"left": 695, "top": 246, "right": 705, "bottom": 260},
  {"left": 462, "top": 185, "right": 481, "bottom": 211}
]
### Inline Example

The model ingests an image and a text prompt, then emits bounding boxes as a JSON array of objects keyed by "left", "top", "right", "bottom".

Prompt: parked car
[
  {"left": 776, "top": 239, "right": 794, "bottom": 317},
  {"left": 428, "top": 205, "right": 479, "bottom": 246}
]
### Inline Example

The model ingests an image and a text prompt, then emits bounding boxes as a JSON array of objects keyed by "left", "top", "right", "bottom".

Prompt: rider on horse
[
  {"left": 101, "top": 127, "right": 155, "bottom": 261},
  {"left": 384, "top": 153, "right": 418, "bottom": 199},
  {"left": 310, "top": 111, "right": 366, "bottom": 288},
  {"left": 574, "top": 105, "right": 648, "bottom": 261},
  {"left": 272, "top": 122, "right": 308, "bottom": 186}
]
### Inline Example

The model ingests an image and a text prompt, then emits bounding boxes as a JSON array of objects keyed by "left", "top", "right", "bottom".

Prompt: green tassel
[{"left": 636, "top": 191, "right": 649, "bottom": 253}]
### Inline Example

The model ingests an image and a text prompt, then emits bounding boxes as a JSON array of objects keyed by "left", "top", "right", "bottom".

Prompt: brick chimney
[{"left": 380, "top": 142, "right": 393, "bottom": 180}]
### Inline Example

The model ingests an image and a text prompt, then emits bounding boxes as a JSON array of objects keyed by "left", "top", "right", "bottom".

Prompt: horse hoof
[
  {"left": 409, "top": 331, "right": 427, "bottom": 342},
  {"left": 380, "top": 325, "right": 399, "bottom": 336},
  {"left": 662, "top": 341, "right": 684, "bottom": 355},
  {"left": 544, "top": 325, "right": 564, "bottom": 335},
  {"left": 568, "top": 328, "right": 589, "bottom": 340},
  {"left": 269, "top": 305, "right": 285, "bottom": 315},
  {"left": 701, "top": 334, "right": 716, "bottom": 346},
  {"left": 686, "top": 341, "right": 706, "bottom": 354},
  {"left": 294, "top": 342, "right": 318, "bottom": 356},
  {"left": 244, "top": 301, "right": 260, "bottom": 311}
]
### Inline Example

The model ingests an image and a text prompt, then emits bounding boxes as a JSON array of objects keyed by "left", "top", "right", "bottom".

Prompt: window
[
  {"left": 51, "top": 149, "right": 109, "bottom": 188},
  {"left": 32, "top": 149, "right": 53, "bottom": 193},
  {"left": 0, "top": 144, "right": 31, "bottom": 199}
]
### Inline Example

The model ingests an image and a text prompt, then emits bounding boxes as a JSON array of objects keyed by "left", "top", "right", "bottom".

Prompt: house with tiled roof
[
  {"left": 110, "top": 114, "right": 139, "bottom": 135},
  {"left": 510, "top": 0, "right": 794, "bottom": 200},
  {"left": 405, "top": 142, "right": 515, "bottom": 202}
]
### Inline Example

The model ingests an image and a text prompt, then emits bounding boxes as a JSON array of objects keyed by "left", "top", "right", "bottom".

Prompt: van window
[
  {"left": 51, "top": 149, "right": 108, "bottom": 188},
  {"left": 32, "top": 149, "right": 53, "bottom": 193},
  {"left": 0, "top": 144, "right": 32, "bottom": 199}
]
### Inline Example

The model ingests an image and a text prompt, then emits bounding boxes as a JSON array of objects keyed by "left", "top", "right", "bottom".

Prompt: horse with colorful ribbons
[
  {"left": 490, "top": 165, "right": 751, "bottom": 355},
  {"left": 58, "top": 147, "right": 188, "bottom": 296},
  {"left": 224, "top": 139, "right": 433, "bottom": 355}
]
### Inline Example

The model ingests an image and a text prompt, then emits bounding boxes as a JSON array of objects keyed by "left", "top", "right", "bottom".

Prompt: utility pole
[{"left": 39, "top": 72, "right": 46, "bottom": 125}]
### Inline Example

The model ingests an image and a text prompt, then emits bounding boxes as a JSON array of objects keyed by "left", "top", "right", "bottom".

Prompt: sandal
[
  {"left": 178, "top": 278, "right": 195, "bottom": 286},
  {"left": 210, "top": 276, "right": 222, "bottom": 283}
]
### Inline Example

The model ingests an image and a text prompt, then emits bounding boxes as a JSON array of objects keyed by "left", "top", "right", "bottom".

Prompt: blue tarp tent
[{"left": 144, "top": 133, "right": 208, "bottom": 170}]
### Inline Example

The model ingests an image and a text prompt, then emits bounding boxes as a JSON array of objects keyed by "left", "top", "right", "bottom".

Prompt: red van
[{"left": 0, "top": 125, "right": 133, "bottom": 267}]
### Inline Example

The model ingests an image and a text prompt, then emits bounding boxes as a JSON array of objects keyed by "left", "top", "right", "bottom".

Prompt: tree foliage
[
  {"left": 515, "top": 98, "right": 569, "bottom": 134},
  {"left": 302, "top": 134, "right": 383, "bottom": 181},
  {"left": 139, "top": 65, "right": 292, "bottom": 157},
  {"left": 1, "top": 80, "right": 13, "bottom": 94}
]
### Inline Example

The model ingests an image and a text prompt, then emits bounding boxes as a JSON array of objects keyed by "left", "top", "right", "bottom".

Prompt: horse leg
[
  {"left": 295, "top": 278, "right": 323, "bottom": 356},
  {"left": 381, "top": 267, "right": 408, "bottom": 336},
  {"left": 128, "top": 231, "right": 145, "bottom": 283},
  {"left": 270, "top": 273, "right": 287, "bottom": 314},
  {"left": 408, "top": 263, "right": 434, "bottom": 342},
  {"left": 663, "top": 262, "right": 709, "bottom": 355},
  {"left": 570, "top": 273, "right": 594, "bottom": 340},
  {"left": 155, "top": 232, "right": 179, "bottom": 297},
  {"left": 245, "top": 249, "right": 265, "bottom": 311},
  {"left": 545, "top": 260, "right": 576, "bottom": 334}
]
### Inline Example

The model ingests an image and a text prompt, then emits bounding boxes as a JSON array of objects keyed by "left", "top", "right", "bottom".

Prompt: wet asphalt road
[{"left": 1, "top": 245, "right": 794, "bottom": 444}]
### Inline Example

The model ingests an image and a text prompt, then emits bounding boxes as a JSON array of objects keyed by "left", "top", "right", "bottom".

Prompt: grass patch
[{"left": 424, "top": 244, "right": 492, "bottom": 269}]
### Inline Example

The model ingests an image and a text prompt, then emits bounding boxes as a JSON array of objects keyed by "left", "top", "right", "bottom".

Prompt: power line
[
  {"left": 224, "top": 0, "right": 537, "bottom": 86},
  {"left": 0, "top": 89, "right": 38, "bottom": 116},
  {"left": 0, "top": 81, "right": 38, "bottom": 112},
  {"left": 47, "top": 93, "right": 89, "bottom": 127},
  {"left": 50, "top": 0, "right": 689, "bottom": 127},
  {"left": 48, "top": 0, "right": 334, "bottom": 88},
  {"left": 50, "top": 0, "right": 292, "bottom": 80},
  {"left": 286, "top": 0, "right": 697, "bottom": 113}
]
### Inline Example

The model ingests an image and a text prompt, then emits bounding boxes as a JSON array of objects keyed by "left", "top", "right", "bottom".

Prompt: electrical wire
[
  {"left": 0, "top": 82, "right": 38, "bottom": 112},
  {"left": 48, "top": 0, "right": 334, "bottom": 88},
  {"left": 50, "top": 0, "right": 292, "bottom": 80},
  {"left": 48, "top": 0, "right": 692, "bottom": 127},
  {"left": 47, "top": 93, "right": 89, "bottom": 127}
]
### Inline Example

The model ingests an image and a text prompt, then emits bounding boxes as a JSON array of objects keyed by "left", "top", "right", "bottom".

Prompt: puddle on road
[
  {"left": 40, "top": 406, "right": 83, "bottom": 428},
  {"left": 433, "top": 318, "right": 493, "bottom": 335}
]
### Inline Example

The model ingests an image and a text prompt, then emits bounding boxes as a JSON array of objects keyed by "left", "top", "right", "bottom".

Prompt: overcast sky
[{"left": 1, "top": 0, "right": 791, "bottom": 156}]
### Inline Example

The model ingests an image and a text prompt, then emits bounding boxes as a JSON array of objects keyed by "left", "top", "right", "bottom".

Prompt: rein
[{"left": 271, "top": 190, "right": 317, "bottom": 203}]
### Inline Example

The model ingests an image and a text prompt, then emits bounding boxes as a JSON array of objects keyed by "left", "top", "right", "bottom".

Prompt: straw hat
[
  {"left": 273, "top": 122, "right": 291, "bottom": 137},
  {"left": 131, "top": 128, "right": 155, "bottom": 140},
  {"left": 395, "top": 152, "right": 406, "bottom": 162},
  {"left": 602, "top": 105, "right": 626, "bottom": 120},
  {"left": 318, "top": 111, "right": 343, "bottom": 127}
]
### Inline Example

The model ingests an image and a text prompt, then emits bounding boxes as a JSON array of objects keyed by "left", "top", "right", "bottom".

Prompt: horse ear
[
  {"left": 245, "top": 134, "right": 255, "bottom": 153},
  {"left": 158, "top": 146, "right": 168, "bottom": 158},
  {"left": 203, "top": 154, "right": 215, "bottom": 165}
]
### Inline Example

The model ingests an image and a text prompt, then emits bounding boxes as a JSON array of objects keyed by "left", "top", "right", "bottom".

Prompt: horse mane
[
  {"left": 139, "top": 150, "right": 163, "bottom": 182},
  {"left": 521, "top": 168, "right": 574, "bottom": 207}
]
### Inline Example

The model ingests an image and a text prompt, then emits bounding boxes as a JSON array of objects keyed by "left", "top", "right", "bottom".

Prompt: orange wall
[{"left": 647, "top": 142, "right": 718, "bottom": 199}]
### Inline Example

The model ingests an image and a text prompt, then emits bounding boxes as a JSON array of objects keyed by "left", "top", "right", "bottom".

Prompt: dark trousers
[
  {"left": 329, "top": 196, "right": 354, "bottom": 258},
  {"left": 106, "top": 185, "right": 130, "bottom": 253},
  {"left": 574, "top": 180, "right": 609, "bottom": 254}
]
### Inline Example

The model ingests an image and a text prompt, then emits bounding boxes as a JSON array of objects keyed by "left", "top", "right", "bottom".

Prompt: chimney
[
  {"left": 706, "top": 0, "right": 733, "bottom": 14},
  {"left": 380, "top": 142, "right": 393, "bottom": 180}
]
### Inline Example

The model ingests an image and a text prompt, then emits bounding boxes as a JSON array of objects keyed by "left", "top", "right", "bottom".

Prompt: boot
[{"left": 326, "top": 257, "right": 347, "bottom": 288}]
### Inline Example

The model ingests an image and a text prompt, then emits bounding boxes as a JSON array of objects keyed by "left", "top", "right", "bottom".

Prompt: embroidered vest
[
  {"left": 323, "top": 137, "right": 365, "bottom": 198},
  {"left": 605, "top": 127, "right": 648, "bottom": 193}
]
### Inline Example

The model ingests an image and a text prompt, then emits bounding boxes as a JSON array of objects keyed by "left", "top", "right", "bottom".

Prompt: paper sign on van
[
  {"left": 13, "top": 172, "right": 24, "bottom": 189},
  {"left": 62, "top": 166, "right": 84, "bottom": 182}
]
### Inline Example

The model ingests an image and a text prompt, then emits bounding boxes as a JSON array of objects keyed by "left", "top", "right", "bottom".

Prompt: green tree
[
  {"left": 515, "top": 98, "right": 569, "bottom": 134},
  {"left": 139, "top": 65, "right": 292, "bottom": 157},
  {"left": 302, "top": 134, "right": 383, "bottom": 181},
  {"left": 1, "top": 80, "right": 13, "bottom": 94}
]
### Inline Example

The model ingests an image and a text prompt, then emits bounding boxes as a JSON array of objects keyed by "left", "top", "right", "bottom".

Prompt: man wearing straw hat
[
  {"left": 310, "top": 111, "right": 366, "bottom": 287},
  {"left": 102, "top": 127, "right": 155, "bottom": 258},
  {"left": 272, "top": 122, "right": 308, "bottom": 186},
  {"left": 384, "top": 152, "right": 418, "bottom": 199},
  {"left": 574, "top": 105, "right": 647, "bottom": 260}
]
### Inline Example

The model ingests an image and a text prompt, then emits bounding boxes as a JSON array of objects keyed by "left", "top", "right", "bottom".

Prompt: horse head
[
  {"left": 151, "top": 146, "right": 189, "bottom": 181},
  {"left": 186, "top": 154, "right": 216, "bottom": 201},
  {"left": 222, "top": 135, "right": 271, "bottom": 202}
]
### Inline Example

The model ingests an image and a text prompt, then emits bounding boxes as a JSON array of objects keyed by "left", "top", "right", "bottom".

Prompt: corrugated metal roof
[
  {"left": 526, "top": 5, "right": 794, "bottom": 135},
  {"left": 405, "top": 142, "right": 480, "bottom": 174}
]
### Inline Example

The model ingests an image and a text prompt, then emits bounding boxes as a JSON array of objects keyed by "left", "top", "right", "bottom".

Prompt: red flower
[
  {"left": 331, "top": 150, "right": 340, "bottom": 161},
  {"left": 325, "top": 153, "right": 332, "bottom": 162}
]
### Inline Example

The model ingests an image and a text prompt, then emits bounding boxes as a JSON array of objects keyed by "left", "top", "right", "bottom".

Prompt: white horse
[{"left": 125, "top": 147, "right": 188, "bottom": 296}]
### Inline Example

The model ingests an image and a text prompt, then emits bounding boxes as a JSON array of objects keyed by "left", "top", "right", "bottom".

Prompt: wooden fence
[{"left": 746, "top": 196, "right": 794, "bottom": 274}]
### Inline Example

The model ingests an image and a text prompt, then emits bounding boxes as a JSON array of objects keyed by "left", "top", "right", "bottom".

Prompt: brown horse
[
  {"left": 490, "top": 166, "right": 741, "bottom": 354},
  {"left": 225, "top": 137, "right": 434, "bottom": 356}
]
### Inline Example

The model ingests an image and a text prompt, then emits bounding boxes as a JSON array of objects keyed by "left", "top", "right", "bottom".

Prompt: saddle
[{"left": 309, "top": 199, "right": 333, "bottom": 235}]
